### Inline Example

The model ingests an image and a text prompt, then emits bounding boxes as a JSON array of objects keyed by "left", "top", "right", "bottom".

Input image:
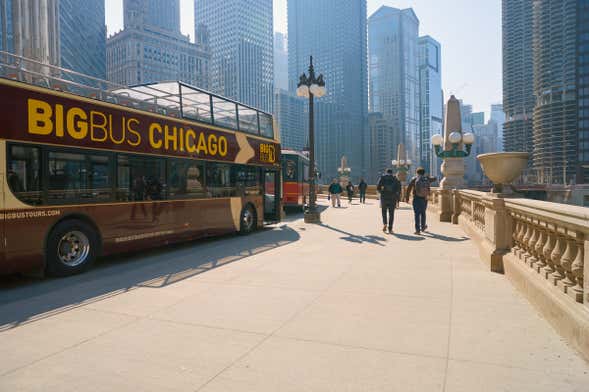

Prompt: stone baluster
[
  {"left": 549, "top": 233, "right": 566, "bottom": 285},
  {"left": 526, "top": 223, "right": 539, "bottom": 267},
  {"left": 539, "top": 228, "right": 555, "bottom": 273},
  {"left": 570, "top": 234, "right": 584, "bottom": 303},
  {"left": 558, "top": 235, "right": 577, "bottom": 293},
  {"left": 533, "top": 228, "right": 547, "bottom": 271},
  {"left": 516, "top": 217, "right": 527, "bottom": 257},
  {"left": 521, "top": 219, "right": 533, "bottom": 262}
]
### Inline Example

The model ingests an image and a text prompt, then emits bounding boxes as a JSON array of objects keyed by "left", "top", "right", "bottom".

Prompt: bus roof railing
[{"left": 0, "top": 51, "right": 275, "bottom": 139}]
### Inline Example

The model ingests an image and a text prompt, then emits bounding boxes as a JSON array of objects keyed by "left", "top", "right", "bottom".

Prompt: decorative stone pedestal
[
  {"left": 440, "top": 157, "right": 465, "bottom": 189},
  {"left": 304, "top": 210, "right": 321, "bottom": 224}
]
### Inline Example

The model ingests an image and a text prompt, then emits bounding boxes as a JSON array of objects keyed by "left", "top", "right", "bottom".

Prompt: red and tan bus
[
  {"left": 281, "top": 150, "right": 310, "bottom": 210},
  {"left": 0, "top": 52, "right": 281, "bottom": 276}
]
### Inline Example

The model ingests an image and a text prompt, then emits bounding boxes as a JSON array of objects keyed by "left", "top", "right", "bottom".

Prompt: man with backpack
[
  {"left": 376, "top": 168, "right": 402, "bottom": 234},
  {"left": 405, "top": 167, "right": 436, "bottom": 235},
  {"left": 328, "top": 178, "right": 343, "bottom": 207}
]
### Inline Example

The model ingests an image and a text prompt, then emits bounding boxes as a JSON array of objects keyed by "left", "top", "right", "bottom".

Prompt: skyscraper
[
  {"left": 274, "top": 32, "right": 288, "bottom": 91},
  {"left": 60, "top": 0, "right": 106, "bottom": 79},
  {"left": 532, "top": 0, "right": 579, "bottom": 185},
  {"left": 577, "top": 0, "right": 589, "bottom": 184},
  {"left": 502, "top": 0, "right": 534, "bottom": 156},
  {"left": 368, "top": 6, "right": 420, "bottom": 172},
  {"left": 289, "top": 0, "right": 368, "bottom": 180},
  {"left": 0, "top": 0, "right": 105, "bottom": 79},
  {"left": 195, "top": 0, "right": 273, "bottom": 112},
  {"left": 418, "top": 36, "right": 442, "bottom": 177},
  {"left": 274, "top": 89, "right": 307, "bottom": 151},
  {"left": 107, "top": 0, "right": 209, "bottom": 88},
  {"left": 490, "top": 103, "right": 505, "bottom": 152}
]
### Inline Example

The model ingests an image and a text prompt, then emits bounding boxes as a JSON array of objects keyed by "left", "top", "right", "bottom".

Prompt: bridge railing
[{"left": 429, "top": 187, "right": 589, "bottom": 360}]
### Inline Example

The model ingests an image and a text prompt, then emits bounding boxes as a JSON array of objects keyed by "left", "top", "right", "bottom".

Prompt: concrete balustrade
[{"left": 429, "top": 187, "right": 589, "bottom": 360}]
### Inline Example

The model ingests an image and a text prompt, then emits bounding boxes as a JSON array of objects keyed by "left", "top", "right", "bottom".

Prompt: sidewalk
[{"left": 1, "top": 199, "right": 588, "bottom": 391}]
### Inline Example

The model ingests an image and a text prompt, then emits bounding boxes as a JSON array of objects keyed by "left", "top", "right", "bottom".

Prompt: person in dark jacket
[
  {"left": 405, "top": 167, "right": 437, "bottom": 234},
  {"left": 358, "top": 178, "right": 368, "bottom": 203},
  {"left": 346, "top": 181, "right": 355, "bottom": 203},
  {"left": 328, "top": 178, "right": 343, "bottom": 207},
  {"left": 376, "top": 169, "right": 402, "bottom": 234}
]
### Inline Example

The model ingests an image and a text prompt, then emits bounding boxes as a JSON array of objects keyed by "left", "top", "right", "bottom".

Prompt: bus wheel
[
  {"left": 239, "top": 205, "right": 257, "bottom": 234},
  {"left": 46, "top": 219, "right": 99, "bottom": 276}
]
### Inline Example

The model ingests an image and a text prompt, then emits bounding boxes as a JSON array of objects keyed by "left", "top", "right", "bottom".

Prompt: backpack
[{"left": 415, "top": 176, "right": 430, "bottom": 198}]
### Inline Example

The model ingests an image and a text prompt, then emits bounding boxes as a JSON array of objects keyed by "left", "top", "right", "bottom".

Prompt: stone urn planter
[{"left": 477, "top": 152, "right": 529, "bottom": 193}]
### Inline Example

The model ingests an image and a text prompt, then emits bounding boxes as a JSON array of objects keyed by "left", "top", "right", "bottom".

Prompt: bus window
[
  {"left": 7, "top": 145, "right": 42, "bottom": 205},
  {"left": 283, "top": 159, "right": 297, "bottom": 181},
  {"left": 47, "top": 151, "right": 112, "bottom": 203},
  {"left": 259, "top": 113, "right": 274, "bottom": 139},
  {"left": 168, "top": 159, "right": 206, "bottom": 199},
  {"left": 206, "top": 163, "right": 234, "bottom": 198},
  {"left": 232, "top": 166, "right": 261, "bottom": 196},
  {"left": 117, "top": 155, "right": 166, "bottom": 201}
]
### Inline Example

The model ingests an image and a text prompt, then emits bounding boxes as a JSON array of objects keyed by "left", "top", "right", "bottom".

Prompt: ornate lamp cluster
[
  {"left": 392, "top": 158, "right": 412, "bottom": 174},
  {"left": 296, "top": 56, "right": 326, "bottom": 99},
  {"left": 431, "top": 131, "right": 475, "bottom": 158}
]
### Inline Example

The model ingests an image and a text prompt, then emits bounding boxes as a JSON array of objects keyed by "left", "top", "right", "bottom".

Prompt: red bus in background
[{"left": 281, "top": 150, "right": 309, "bottom": 210}]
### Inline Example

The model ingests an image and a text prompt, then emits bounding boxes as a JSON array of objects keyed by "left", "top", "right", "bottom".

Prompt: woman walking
[{"left": 346, "top": 181, "right": 355, "bottom": 204}]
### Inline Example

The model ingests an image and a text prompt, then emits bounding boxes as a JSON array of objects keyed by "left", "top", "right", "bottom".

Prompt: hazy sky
[{"left": 105, "top": 0, "right": 502, "bottom": 117}]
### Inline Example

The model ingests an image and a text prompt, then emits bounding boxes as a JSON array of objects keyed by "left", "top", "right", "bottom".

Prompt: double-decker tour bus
[
  {"left": 0, "top": 52, "right": 281, "bottom": 276},
  {"left": 281, "top": 150, "right": 309, "bottom": 210}
]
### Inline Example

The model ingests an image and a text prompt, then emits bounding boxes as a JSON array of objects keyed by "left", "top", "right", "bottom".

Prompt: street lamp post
[
  {"left": 297, "top": 56, "right": 326, "bottom": 224},
  {"left": 391, "top": 143, "right": 411, "bottom": 183}
]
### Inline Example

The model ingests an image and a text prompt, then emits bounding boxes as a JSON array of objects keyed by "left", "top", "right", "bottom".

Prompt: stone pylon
[
  {"left": 396, "top": 143, "right": 408, "bottom": 182},
  {"left": 440, "top": 95, "right": 465, "bottom": 189}
]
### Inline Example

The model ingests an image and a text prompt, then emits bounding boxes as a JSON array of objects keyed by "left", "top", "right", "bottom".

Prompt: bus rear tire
[
  {"left": 45, "top": 219, "right": 99, "bottom": 277},
  {"left": 239, "top": 205, "right": 257, "bottom": 234}
]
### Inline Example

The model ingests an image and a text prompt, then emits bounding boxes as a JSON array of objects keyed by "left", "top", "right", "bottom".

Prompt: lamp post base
[{"left": 304, "top": 210, "right": 321, "bottom": 224}]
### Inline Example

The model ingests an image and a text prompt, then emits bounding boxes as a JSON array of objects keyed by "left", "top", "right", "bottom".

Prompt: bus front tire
[
  {"left": 46, "top": 219, "right": 99, "bottom": 277},
  {"left": 239, "top": 205, "right": 257, "bottom": 234}
]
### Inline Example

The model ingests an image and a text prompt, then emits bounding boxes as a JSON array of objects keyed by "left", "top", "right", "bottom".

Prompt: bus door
[{"left": 263, "top": 169, "right": 280, "bottom": 223}]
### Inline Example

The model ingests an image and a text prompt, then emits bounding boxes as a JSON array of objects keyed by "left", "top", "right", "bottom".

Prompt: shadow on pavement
[
  {"left": 319, "top": 224, "right": 387, "bottom": 246},
  {"left": 392, "top": 233, "right": 425, "bottom": 241},
  {"left": 422, "top": 232, "right": 469, "bottom": 242},
  {"left": 0, "top": 225, "right": 300, "bottom": 331}
]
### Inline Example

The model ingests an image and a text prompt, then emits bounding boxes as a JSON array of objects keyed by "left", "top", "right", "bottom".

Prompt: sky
[{"left": 105, "top": 0, "right": 502, "bottom": 118}]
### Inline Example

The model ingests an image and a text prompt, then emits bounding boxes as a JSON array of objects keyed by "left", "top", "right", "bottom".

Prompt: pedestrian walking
[
  {"left": 328, "top": 178, "right": 343, "bottom": 207},
  {"left": 405, "top": 167, "right": 436, "bottom": 235},
  {"left": 376, "top": 169, "right": 401, "bottom": 234},
  {"left": 346, "top": 181, "right": 355, "bottom": 204},
  {"left": 358, "top": 178, "right": 367, "bottom": 203}
]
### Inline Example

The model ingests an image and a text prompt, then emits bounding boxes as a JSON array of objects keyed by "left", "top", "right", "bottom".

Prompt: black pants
[
  {"left": 381, "top": 203, "right": 396, "bottom": 230},
  {"left": 413, "top": 196, "right": 427, "bottom": 232},
  {"left": 359, "top": 191, "right": 366, "bottom": 203}
]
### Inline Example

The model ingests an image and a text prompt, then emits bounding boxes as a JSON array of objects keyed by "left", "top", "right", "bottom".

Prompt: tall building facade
[
  {"left": 490, "top": 103, "right": 505, "bottom": 152},
  {"left": 108, "top": 0, "right": 209, "bottom": 88},
  {"left": 60, "top": 0, "right": 106, "bottom": 79},
  {"left": 418, "top": 36, "right": 442, "bottom": 177},
  {"left": 289, "top": 0, "right": 368, "bottom": 180},
  {"left": 0, "top": 0, "right": 105, "bottom": 79},
  {"left": 368, "top": 6, "right": 420, "bottom": 174},
  {"left": 367, "top": 112, "right": 394, "bottom": 183},
  {"left": 577, "top": 0, "right": 589, "bottom": 183},
  {"left": 274, "top": 32, "right": 288, "bottom": 91},
  {"left": 274, "top": 89, "right": 307, "bottom": 151},
  {"left": 502, "top": 0, "right": 535, "bottom": 156},
  {"left": 532, "top": 0, "right": 579, "bottom": 185},
  {"left": 195, "top": 0, "right": 273, "bottom": 112}
]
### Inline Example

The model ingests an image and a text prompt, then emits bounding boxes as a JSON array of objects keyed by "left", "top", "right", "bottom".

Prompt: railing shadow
[
  {"left": 421, "top": 232, "right": 469, "bottom": 242},
  {"left": 0, "top": 225, "right": 300, "bottom": 330},
  {"left": 319, "top": 223, "right": 387, "bottom": 246}
]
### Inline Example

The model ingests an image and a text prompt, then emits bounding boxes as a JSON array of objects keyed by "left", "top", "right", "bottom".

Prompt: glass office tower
[
  {"left": 368, "top": 6, "right": 420, "bottom": 173},
  {"left": 288, "top": 0, "right": 368, "bottom": 180},
  {"left": 195, "top": 0, "right": 273, "bottom": 112}
]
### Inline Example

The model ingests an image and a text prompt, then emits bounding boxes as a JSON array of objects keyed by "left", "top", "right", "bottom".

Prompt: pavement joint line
[
  {"left": 441, "top": 253, "right": 456, "bottom": 392},
  {"left": 0, "top": 312, "right": 141, "bottom": 378},
  {"left": 193, "top": 240, "right": 359, "bottom": 392},
  {"left": 145, "top": 315, "right": 271, "bottom": 338}
]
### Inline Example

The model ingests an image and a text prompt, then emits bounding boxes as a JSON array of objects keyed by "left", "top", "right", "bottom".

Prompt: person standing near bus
[
  {"left": 376, "top": 169, "right": 401, "bottom": 234},
  {"left": 358, "top": 178, "right": 367, "bottom": 204},
  {"left": 328, "top": 178, "right": 343, "bottom": 207},
  {"left": 346, "top": 181, "right": 355, "bottom": 204}
]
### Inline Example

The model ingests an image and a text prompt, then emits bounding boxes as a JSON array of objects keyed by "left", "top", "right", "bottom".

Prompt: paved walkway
[{"left": 1, "top": 200, "right": 588, "bottom": 391}]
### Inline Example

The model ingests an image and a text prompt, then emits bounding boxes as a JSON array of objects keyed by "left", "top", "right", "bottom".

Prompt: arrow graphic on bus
[{"left": 234, "top": 133, "right": 255, "bottom": 164}]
